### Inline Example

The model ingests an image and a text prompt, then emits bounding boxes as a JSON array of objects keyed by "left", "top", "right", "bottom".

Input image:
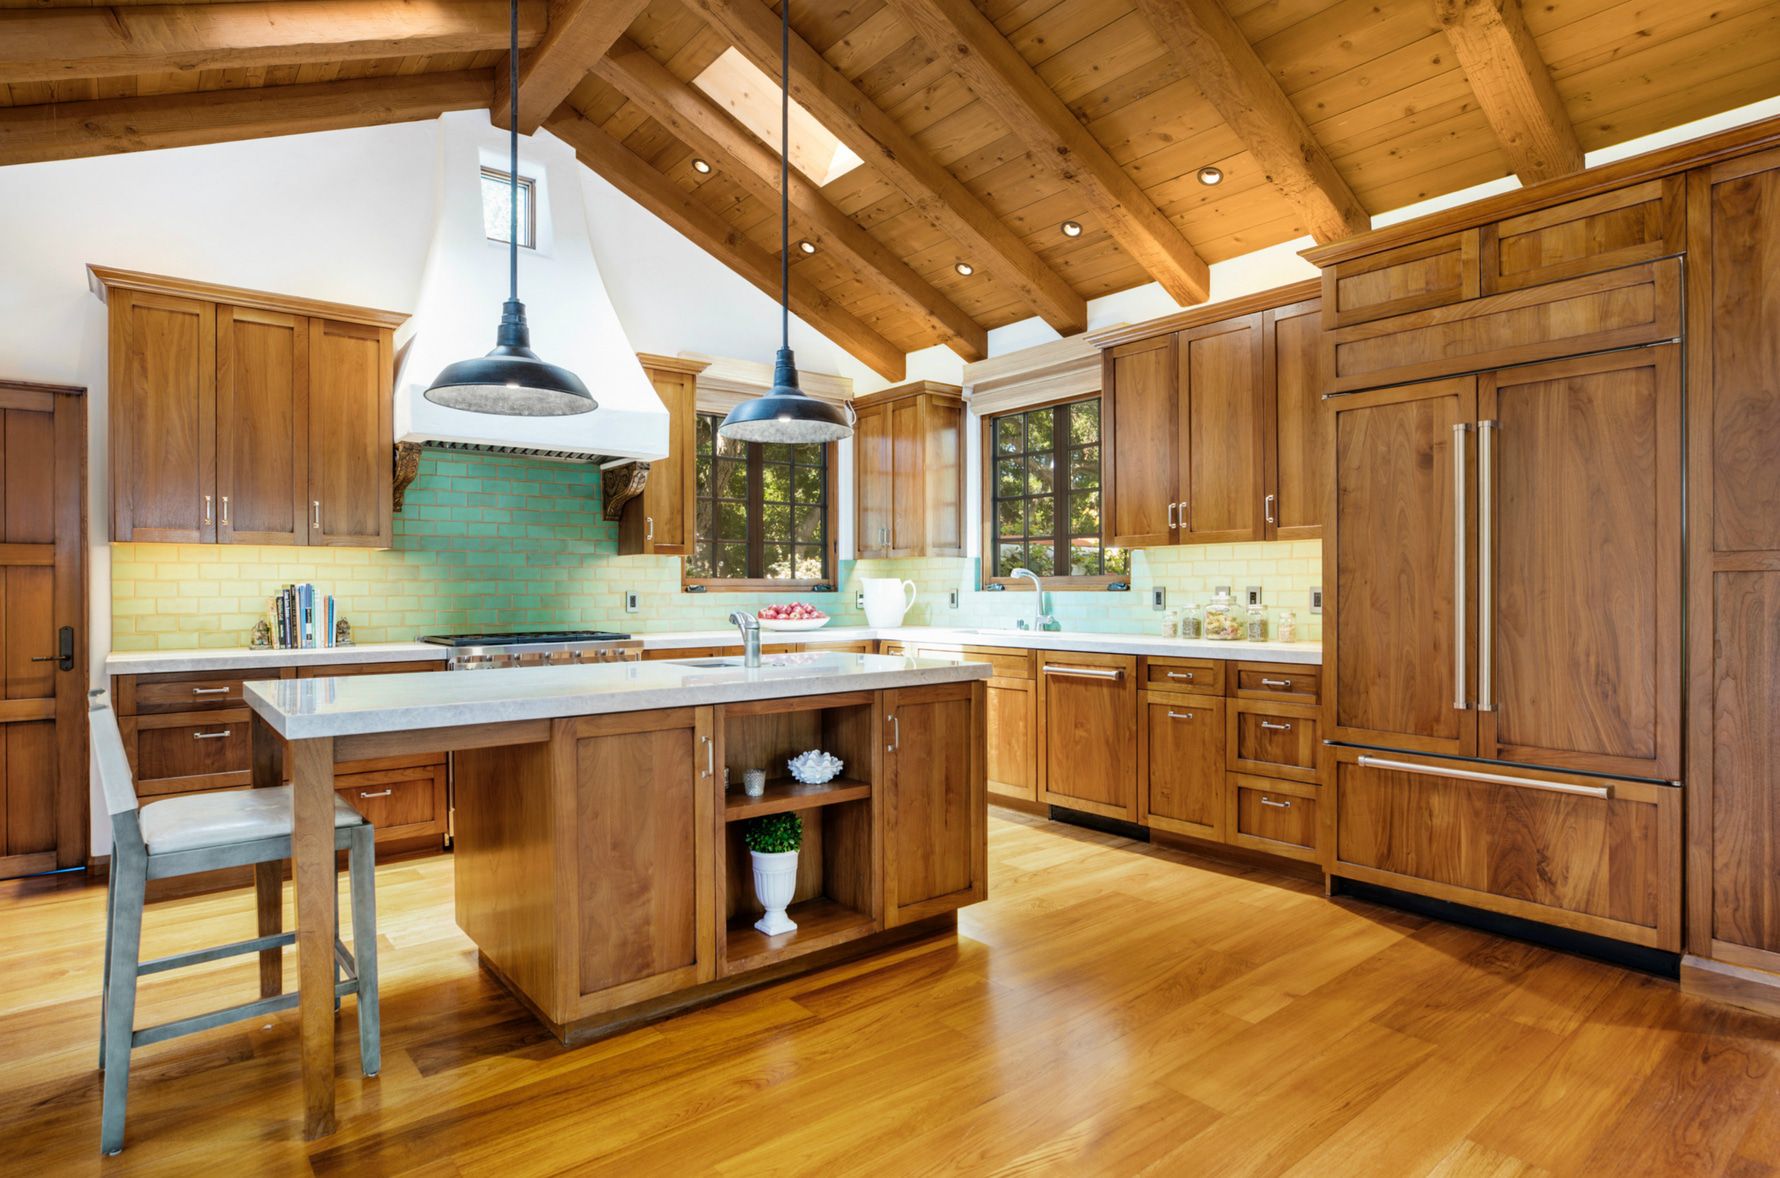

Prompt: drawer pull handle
[
  {"left": 1259, "top": 796, "right": 1293, "bottom": 809},
  {"left": 1259, "top": 721, "right": 1293, "bottom": 731},
  {"left": 1165, "top": 671, "right": 1196, "bottom": 682},
  {"left": 1166, "top": 710, "right": 1195, "bottom": 721},
  {"left": 191, "top": 686, "right": 231, "bottom": 696},
  {"left": 1260, "top": 678, "right": 1292, "bottom": 688},
  {"left": 356, "top": 789, "right": 393, "bottom": 799},
  {"left": 1355, "top": 754, "right": 1612, "bottom": 799},
  {"left": 1044, "top": 664, "right": 1124, "bottom": 680},
  {"left": 192, "top": 729, "right": 232, "bottom": 740}
]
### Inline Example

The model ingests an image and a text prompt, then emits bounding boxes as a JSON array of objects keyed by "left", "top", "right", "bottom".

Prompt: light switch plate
[
  {"left": 1245, "top": 585, "right": 1263, "bottom": 607},
  {"left": 1310, "top": 587, "right": 1323, "bottom": 614},
  {"left": 624, "top": 591, "right": 639, "bottom": 614},
  {"left": 1150, "top": 587, "right": 1166, "bottom": 610},
  {"left": 948, "top": 589, "right": 960, "bottom": 609},
  {"left": 855, "top": 590, "right": 865, "bottom": 610}
]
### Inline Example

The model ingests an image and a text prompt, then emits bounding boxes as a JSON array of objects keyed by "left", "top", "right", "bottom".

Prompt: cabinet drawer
[
  {"left": 879, "top": 641, "right": 912, "bottom": 656},
  {"left": 126, "top": 709, "right": 253, "bottom": 796},
  {"left": 915, "top": 645, "right": 1033, "bottom": 681},
  {"left": 1324, "top": 230, "right": 1479, "bottom": 328},
  {"left": 337, "top": 765, "right": 445, "bottom": 840},
  {"left": 1332, "top": 749, "right": 1681, "bottom": 949},
  {"left": 1228, "top": 701, "right": 1320, "bottom": 783},
  {"left": 119, "top": 671, "right": 266, "bottom": 714},
  {"left": 1142, "top": 656, "right": 1224, "bottom": 696},
  {"left": 297, "top": 659, "right": 441, "bottom": 678},
  {"left": 1481, "top": 177, "right": 1683, "bottom": 294},
  {"left": 1234, "top": 663, "right": 1319, "bottom": 704},
  {"left": 1231, "top": 775, "right": 1319, "bottom": 861}
]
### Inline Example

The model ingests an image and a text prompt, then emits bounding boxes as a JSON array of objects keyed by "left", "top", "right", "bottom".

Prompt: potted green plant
[{"left": 744, "top": 812, "right": 803, "bottom": 935}]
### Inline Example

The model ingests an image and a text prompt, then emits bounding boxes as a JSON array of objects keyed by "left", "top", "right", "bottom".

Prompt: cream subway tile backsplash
[{"left": 111, "top": 451, "right": 1322, "bottom": 649}]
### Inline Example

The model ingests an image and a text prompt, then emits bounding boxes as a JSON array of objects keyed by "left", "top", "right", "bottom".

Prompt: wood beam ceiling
[
  {"left": 1436, "top": 0, "right": 1584, "bottom": 183},
  {"left": 492, "top": 0, "right": 652, "bottom": 135},
  {"left": 0, "top": 71, "right": 490, "bottom": 168},
  {"left": 683, "top": 0, "right": 1087, "bottom": 336},
  {"left": 545, "top": 108, "right": 906, "bottom": 382},
  {"left": 1129, "top": 0, "right": 1369, "bottom": 244},
  {"left": 0, "top": 1, "right": 542, "bottom": 85},
  {"left": 884, "top": 0, "right": 1211, "bottom": 307},
  {"left": 594, "top": 38, "right": 987, "bottom": 362}
]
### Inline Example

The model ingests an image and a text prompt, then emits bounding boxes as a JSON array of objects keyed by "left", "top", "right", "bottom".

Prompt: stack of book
[{"left": 270, "top": 583, "right": 338, "bottom": 649}]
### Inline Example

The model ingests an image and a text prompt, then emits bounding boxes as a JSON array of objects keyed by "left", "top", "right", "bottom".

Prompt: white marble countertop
[
  {"left": 244, "top": 652, "right": 991, "bottom": 740},
  {"left": 104, "top": 642, "right": 447, "bottom": 676}
]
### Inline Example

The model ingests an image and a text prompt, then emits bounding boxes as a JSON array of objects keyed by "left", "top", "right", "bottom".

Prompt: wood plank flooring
[{"left": 5, "top": 810, "right": 1780, "bottom": 1175}]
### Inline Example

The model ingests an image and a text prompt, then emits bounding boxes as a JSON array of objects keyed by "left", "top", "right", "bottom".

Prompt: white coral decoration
[{"left": 787, "top": 749, "right": 844, "bottom": 785}]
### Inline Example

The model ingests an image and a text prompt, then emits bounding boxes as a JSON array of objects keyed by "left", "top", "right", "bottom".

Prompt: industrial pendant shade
[
  {"left": 719, "top": 0, "right": 853, "bottom": 445},
  {"left": 424, "top": 0, "right": 594, "bottom": 418}
]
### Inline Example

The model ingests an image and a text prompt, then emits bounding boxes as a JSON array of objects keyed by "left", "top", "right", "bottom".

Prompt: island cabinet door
[
  {"left": 1037, "top": 652, "right": 1138, "bottom": 821},
  {"left": 1139, "top": 695, "right": 1225, "bottom": 841},
  {"left": 883, "top": 682, "right": 986, "bottom": 927}
]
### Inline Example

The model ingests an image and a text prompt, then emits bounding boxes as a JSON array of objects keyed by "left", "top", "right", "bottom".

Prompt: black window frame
[
  {"left": 984, "top": 395, "right": 1129, "bottom": 587},
  {"left": 686, "top": 411, "right": 837, "bottom": 589}
]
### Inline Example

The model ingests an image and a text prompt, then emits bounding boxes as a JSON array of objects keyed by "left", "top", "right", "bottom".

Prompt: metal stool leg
[
  {"left": 98, "top": 867, "right": 117, "bottom": 1069},
  {"left": 99, "top": 851, "right": 146, "bottom": 1155},
  {"left": 348, "top": 824, "right": 380, "bottom": 1078}
]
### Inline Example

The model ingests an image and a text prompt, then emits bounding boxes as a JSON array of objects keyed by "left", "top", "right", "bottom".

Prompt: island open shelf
[
  {"left": 724, "top": 777, "right": 872, "bottom": 820},
  {"left": 723, "top": 898, "right": 880, "bottom": 975}
]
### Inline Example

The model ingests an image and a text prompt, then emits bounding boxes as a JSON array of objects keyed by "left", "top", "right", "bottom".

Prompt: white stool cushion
[{"left": 139, "top": 787, "right": 366, "bottom": 855}]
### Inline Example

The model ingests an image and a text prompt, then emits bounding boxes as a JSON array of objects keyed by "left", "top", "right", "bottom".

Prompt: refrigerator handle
[
  {"left": 1478, "top": 420, "right": 1496, "bottom": 713},
  {"left": 1453, "top": 422, "right": 1470, "bottom": 712}
]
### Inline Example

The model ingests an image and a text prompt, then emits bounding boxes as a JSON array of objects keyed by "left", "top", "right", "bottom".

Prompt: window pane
[
  {"left": 997, "top": 497, "right": 1026, "bottom": 537},
  {"left": 795, "top": 506, "right": 824, "bottom": 543},
  {"left": 793, "top": 443, "right": 822, "bottom": 466},
  {"left": 761, "top": 501, "right": 791, "bottom": 543},
  {"left": 695, "top": 453, "right": 712, "bottom": 497},
  {"left": 1069, "top": 445, "right": 1099, "bottom": 491},
  {"left": 1028, "top": 494, "right": 1054, "bottom": 536},
  {"left": 1026, "top": 453, "right": 1054, "bottom": 495},
  {"left": 761, "top": 462, "right": 793, "bottom": 503},
  {"left": 1026, "top": 409, "right": 1054, "bottom": 452},
  {"left": 1069, "top": 399, "right": 1099, "bottom": 447},
  {"left": 794, "top": 465, "right": 823, "bottom": 504},
  {"left": 686, "top": 544, "right": 711, "bottom": 578},
  {"left": 793, "top": 546, "right": 825, "bottom": 579},
  {"left": 1106, "top": 547, "right": 1131, "bottom": 577},
  {"left": 716, "top": 430, "right": 748, "bottom": 459},
  {"left": 1027, "top": 541, "right": 1054, "bottom": 576},
  {"left": 996, "top": 457, "right": 1024, "bottom": 500},
  {"left": 716, "top": 542, "right": 748, "bottom": 578},
  {"left": 1070, "top": 488, "right": 1100, "bottom": 536},
  {"left": 995, "top": 416, "right": 1023, "bottom": 455},
  {"left": 996, "top": 544, "right": 1026, "bottom": 577},
  {"left": 718, "top": 500, "right": 748, "bottom": 541},
  {"left": 1068, "top": 539, "right": 1101, "bottom": 577},
  {"left": 718, "top": 459, "right": 748, "bottom": 500},
  {"left": 763, "top": 542, "right": 791, "bottom": 579}
]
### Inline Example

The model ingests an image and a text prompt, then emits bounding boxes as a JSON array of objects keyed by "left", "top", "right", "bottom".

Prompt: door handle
[
  {"left": 886, "top": 713, "right": 899, "bottom": 752},
  {"left": 1042, "top": 665, "right": 1124, "bottom": 680},
  {"left": 1356, "top": 754, "right": 1611, "bottom": 799},
  {"left": 645, "top": 515, "right": 654, "bottom": 543},
  {"left": 1167, "top": 501, "right": 1177, "bottom": 530},
  {"left": 702, "top": 734, "right": 714, "bottom": 779},
  {"left": 1452, "top": 421, "right": 1470, "bottom": 712},
  {"left": 220, "top": 495, "right": 230, "bottom": 527},
  {"left": 192, "top": 729, "right": 233, "bottom": 740},
  {"left": 1165, "top": 671, "right": 1196, "bottom": 682},
  {"left": 1259, "top": 796, "right": 1293, "bottom": 809},
  {"left": 1478, "top": 419, "right": 1496, "bottom": 713},
  {"left": 1264, "top": 493, "right": 1277, "bottom": 525},
  {"left": 1260, "top": 677, "right": 1292, "bottom": 688},
  {"left": 356, "top": 789, "right": 393, "bottom": 799},
  {"left": 30, "top": 627, "right": 75, "bottom": 672},
  {"left": 1259, "top": 720, "right": 1293, "bottom": 731},
  {"left": 191, "top": 685, "right": 231, "bottom": 696},
  {"left": 312, "top": 500, "right": 322, "bottom": 530},
  {"left": 203, "top": 494, "right": 213, "bottom": 525},
  {"left": 1166, "top": 710, "right": 1196, "bottom": 720}
]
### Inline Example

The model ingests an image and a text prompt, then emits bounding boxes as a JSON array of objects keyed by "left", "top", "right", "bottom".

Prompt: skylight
[{"left": 692, "top": 48, "right": 864, "bottom": 187}]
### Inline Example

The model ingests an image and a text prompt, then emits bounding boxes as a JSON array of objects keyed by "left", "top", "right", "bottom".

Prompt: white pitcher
[{"left": 861, "top": 578, "right": 917, "bottom": 628}]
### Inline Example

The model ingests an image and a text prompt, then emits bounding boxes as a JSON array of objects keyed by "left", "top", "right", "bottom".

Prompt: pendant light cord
[
  {"left": 780, "top": 0, "right": 790, "bottom": 353},
  {"left": 509, "top": 0, "right": 520, "bottom": 307}
]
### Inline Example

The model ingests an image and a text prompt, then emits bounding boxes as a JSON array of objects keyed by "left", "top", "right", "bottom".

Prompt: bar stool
[{"left": 89, "top": 690, "right": 381, "bottom": 1155}]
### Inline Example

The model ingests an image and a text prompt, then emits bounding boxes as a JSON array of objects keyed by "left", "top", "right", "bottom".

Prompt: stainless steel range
[{"left": 420, "top": 630, "right": 644, "bottom": 670}]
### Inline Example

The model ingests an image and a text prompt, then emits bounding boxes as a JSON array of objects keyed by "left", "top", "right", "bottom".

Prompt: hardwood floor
[{"left": 5, "top": 811, "right": 1780, "bottom": 1175}]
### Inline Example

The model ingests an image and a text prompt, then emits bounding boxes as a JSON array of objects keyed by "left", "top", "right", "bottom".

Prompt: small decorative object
[
  {"left": 786, "top": 749, "right": 844, "bottom": 786},
  {"left": 756, "top": 602, "right": 829, "bottom": 631},
  {"left": 745, "top": 813, "right": 803, "bottom": 936},
  {"left": 743, "top": 768, "right": 767, "bottom": 797},
  {"left": 1203, "top": 589, "right": 1242, "bottom": 640},
  {"left": 1181, "top": 604, "right": 1202, "bottom": 640},
  {"left": 334, "top": 618, "right": 354, "bottom": 647},
  {"left": 1277, "top": 609, "right": 1298, "bottom": 644},
  {"left": 250, "top": 619, "right": 273, "bottom": 649},
  {"left": 1246, "top": 602, "right": 1268, "bottom": 642},
  {"left": 1161, "top": 609, "right": 1180, "bottom": 638}
]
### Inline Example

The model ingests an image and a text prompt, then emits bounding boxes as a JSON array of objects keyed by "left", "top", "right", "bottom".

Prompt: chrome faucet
[
  {"left": 729, "top": 610, "right": 762, "bottom": 667},
  {"left": 1010, "top": 567, "right": 1057, "bottom": 632}
]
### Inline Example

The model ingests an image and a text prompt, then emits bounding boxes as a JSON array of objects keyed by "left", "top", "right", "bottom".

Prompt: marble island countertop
[{"left": 244, "top": 652, "right": 991, "bottom": 741}]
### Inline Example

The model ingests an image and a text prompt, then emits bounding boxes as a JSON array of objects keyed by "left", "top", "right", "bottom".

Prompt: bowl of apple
[{"left": 755, "top": 603, "right": 829, "bottom": 632}]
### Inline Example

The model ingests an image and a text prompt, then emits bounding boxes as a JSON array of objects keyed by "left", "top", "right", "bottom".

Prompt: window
[
  {"left": 987, "top": 398, "right": 1129, "bottom": 584},
  {"left": 688, "top": 412, "right": 834, "bottom": 585},
  {"left": 691, "top": 48, "right": 864, "bottom": 187},
  {"left": 481, "top": 166, "right": 536, "bottom": 249}
]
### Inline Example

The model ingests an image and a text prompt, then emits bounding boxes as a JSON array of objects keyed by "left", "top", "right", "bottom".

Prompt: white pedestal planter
[{"left": 751, "top": 849, "right": 800, "bottom": 935}]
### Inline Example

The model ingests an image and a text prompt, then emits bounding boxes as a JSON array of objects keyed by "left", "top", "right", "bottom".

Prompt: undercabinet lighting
[
  {"left": 691, "top": 157, "right": 713, "bottom": 174},
  {"left": 1060, "top": 219, "right": 1083, "bottom": 237},
  {"left": 954, "top": 261, "right": 974, "bottom": 276},
  {"left": 798, "top": 239, "right": 818, "bottom": 254},
  {"left": 1197, "top": 165, "right": 1224, "bottom": 186}
]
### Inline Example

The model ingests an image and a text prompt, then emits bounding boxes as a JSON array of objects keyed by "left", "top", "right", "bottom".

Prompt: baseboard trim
[{"left": 1681, "top": 954, "right": 1780, "bottom": 1018}]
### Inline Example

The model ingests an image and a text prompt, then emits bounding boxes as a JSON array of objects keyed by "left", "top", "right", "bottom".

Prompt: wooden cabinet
[
  {"left": 908, "top": 644, "right": 1035, "bottom": 805},
  {"left": 1140, "top": 695, "right": 1224, "bottom": 841},
  {"left": 853, "top": 381, "right": 964, "bottom": 558},
  {"left": 617, "top": 354, "right": 708, "bottom": 556},
  {"left": 1102, "top": 337, "right": 1178, "bottom": 548},
  {"left": 1265, "top": 297, "right": 1327, "bottom": 540},
  {"left": 1228, "top": 700, "right": 1320, "bottom": 784},
  {"left": 1230, "top": 774, "right": 1319, "bottom": 862},
  {"left": 884, "top": 681, "right": 986, "bottom": 926},
  {"left": 1323, "top": 230, "right": 1479, "bottom": 328},
  {"left": 1481, "top": 177, "right": 1684, "bottom": 294},
  {"left": 1179, "top": 315, "right": 1265, "bottom": 543},
  {"left": 95, "top": 267, "right": 403, "bottom": 549},
  {"left": 1036, "top": 651, "right": 1137, "bottom": 821}
]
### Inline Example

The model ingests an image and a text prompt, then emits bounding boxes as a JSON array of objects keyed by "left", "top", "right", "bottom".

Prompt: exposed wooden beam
[
  {"left": 0, "top": 1, "right": 544, "bottom": 85},
  {"left": 1129, "top": 0, "right": 1368, "bottom": 243},
  {"left": 594, "top": 38, "right": 986, "bottom": 362},
  {"left": 0, "top": 71, "right": 490, "bottom": 168},
  {"left": 885, "top": 0, "right": 1210, "bottom": 306},
  {"left": 545, "top": 109, "right": 906, "bottom": 382},
  {"left": 683, "top": 0, "right": 1086, "bottom": 336},
  {"left": 1436, "top": 0, "right": 1583, "bottom": 183},
  {"left": 492, "top": 0, "right": 650, "bottom": 135}
]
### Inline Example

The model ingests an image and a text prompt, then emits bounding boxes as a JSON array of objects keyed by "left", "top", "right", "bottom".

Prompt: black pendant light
[
  {"left": 423, "top": 0, "right": 594, "bottom": 417},
  {"left": 718, "top": 0, "right": 854, "bottom": 445}
]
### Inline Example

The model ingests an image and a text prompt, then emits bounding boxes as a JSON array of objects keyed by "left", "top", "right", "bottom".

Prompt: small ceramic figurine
[
  {"left": 250, "top": 619, "right": 273, "bottom": 649},
  {"left": 334, "top": 619, "right": 354, "bottom": 647}
]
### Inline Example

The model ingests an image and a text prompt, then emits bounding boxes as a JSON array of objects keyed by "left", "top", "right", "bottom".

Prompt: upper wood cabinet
[
  {"left": 95, "top": 267, "right": 404, "bottom": 548},
  {"left": 853, "top": 381, "right": 964, "bottom": 559},
  {"left": 1097, "top": 281, "right": 1326, "bottom": 549},
  {"left": 617, "top": 354, "right": 708, "bottom": 557}
]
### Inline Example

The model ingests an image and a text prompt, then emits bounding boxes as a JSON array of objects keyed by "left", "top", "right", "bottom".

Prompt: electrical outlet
[
  {"left": 623, "top": 590, "right": 639, "bottom": 614},
  {"left": 1150, "top": 587, "right": 1166, "bottom": 610},
  {"left": 1214, "top": 583, "right": 1231, "bottom": 598},
  {"left": 1245, "top": 585, "right": 1263, "bottom": 607},
  {"left": 1310, "top": 586, "right": 1323, "bottom": 614},
  {"left": 948, "top": 589, "right": 960, "bottom": 609},
  {"left": 855, "top": 590, "right": 865, "bottom": 610}
]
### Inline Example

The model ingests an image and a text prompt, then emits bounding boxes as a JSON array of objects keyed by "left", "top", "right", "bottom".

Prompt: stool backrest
[{"left": 89, "top": 690, "right": 145, "bottom": 858}]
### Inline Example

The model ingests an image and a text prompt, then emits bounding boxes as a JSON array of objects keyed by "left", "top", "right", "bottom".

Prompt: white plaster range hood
[{"left": 394, "top": 111, "right": 668, "bottom": 463}]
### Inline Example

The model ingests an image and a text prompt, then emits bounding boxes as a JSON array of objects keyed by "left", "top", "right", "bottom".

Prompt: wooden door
[
  {"left": 1102, "top": 337, "right": 1178, "bottom": 548},
  {"left": 628, "top": 362, "right": 697, "bottom": 555},
  {"left": 1329, "top": 376, "right": 1476, "bottom": 756},
  {"left": 1139, "top": 695, "right": 1224, "bottom": 840},
  {"left": 1479, "top": 347, "right": 1680, "bottom": 779},
  {"left": 854, "top": 402, "right": 892, "bottom": 557},
  {"left": 1266, "top": 298, "right": 1327, "bottom": 541},
  {"left": 109, "top": 289, "right": 215, "bottom": 542},
  {"left": 919, "top": 394, "right": 965, "bottom": 556},
  {"left": 307, "top": 318, "right": 392, "bottom": 547},
  {"left": 1037, "top": 651, "right": 1138, "bottom": 821},
  {"left": 216, "top": 305, "right": 307, "bottom": 545},
  {"left": 0, "top": 383, "right": 86, "bottom": 877},
  {"left": 884, "top": 682, "right": 985, "bottom": 926},
  {"left": 888, "top": 395, "right": 924, "bottom": 555},
  {"left": 984, "top": 679, "right": 1035, "bottom": 803},
  {"left": 1179, "top": 314, "right": 1265, "bottom": 543}
]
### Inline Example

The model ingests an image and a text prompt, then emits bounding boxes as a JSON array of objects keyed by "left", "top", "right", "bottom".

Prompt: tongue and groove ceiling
[{"left": 3, "top": 0, "right": 1778, "bottom": 379}]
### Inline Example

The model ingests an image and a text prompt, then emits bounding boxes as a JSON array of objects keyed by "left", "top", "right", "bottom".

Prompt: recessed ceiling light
[
  {"left": 691, "top": 157, "right": 712, "bottom": 174},
  {"left": 954, "top": 261, "right": 974, "bottom": 276},
  {"left": 797, "top": 239, "right": 818, "bottom": 254},
  {"left": 1197, "top": 165, "right": 1224, "bottom": 186},
  {"left": 1060, "top": 220, "right": 1083, "bottom": 238}
]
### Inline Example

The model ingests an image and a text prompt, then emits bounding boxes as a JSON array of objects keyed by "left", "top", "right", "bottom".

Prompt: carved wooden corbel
[
  {"left": 392, "top": 441, "right": 422, "bottom": 512},
  {"left": 602, "top": 461, "right": 649, "bottom": 521}
]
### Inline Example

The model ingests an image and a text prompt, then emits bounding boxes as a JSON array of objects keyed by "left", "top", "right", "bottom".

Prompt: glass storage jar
[
  {"left": 1276, "top": 609, "right": 1298, "bottom": 644},
  {"left": 1180, "top": 603, "right": 1202, "bottom": 640},
  {"left": 1246, "top": 602, "right": 1268, "bottom": 642},
  {"left": 1161, "top": 610, "right": 1180, "bottom": 638},
  {"left": 1203, "top": 590, "right": 1242, "bottom": 641}
]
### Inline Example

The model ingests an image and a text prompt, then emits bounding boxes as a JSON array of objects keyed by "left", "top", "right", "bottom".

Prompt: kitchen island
[{"left": 244, "top": 652, "right": 989, "bottom": 1138}]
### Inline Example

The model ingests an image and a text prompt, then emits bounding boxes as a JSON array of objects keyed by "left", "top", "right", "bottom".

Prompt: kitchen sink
[{"left": 675, "top": 657, "right": 748, "bottom": 668}]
